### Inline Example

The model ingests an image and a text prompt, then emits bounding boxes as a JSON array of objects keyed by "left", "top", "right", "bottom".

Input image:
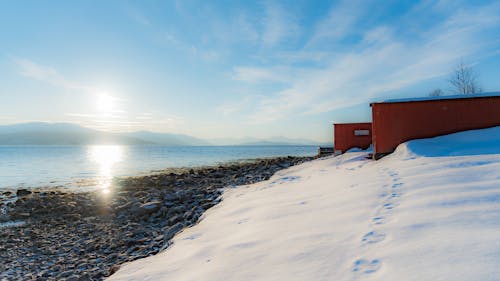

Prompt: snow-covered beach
[{"left": 109, "top": 127, "right": 500, "bottom": 281}]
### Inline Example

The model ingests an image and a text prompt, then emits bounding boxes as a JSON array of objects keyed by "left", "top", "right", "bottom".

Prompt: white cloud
[
  {"left": 232, "top": 66, "right": 294, "bottom": 83},
  {"left": 261, "top": 2, "right": 299, "bottom": 47},
  {"left": 12, "top": 58, "right": 93, "bottom": 92},
  {"left": 308, "top": 0, "right": 365, "bottom": 45},
  {"left": 242, "top": 2, "right": 500, "bottom": 122},
  {"left": 66, "top": 111, "right": 184, "bottom": 133}
]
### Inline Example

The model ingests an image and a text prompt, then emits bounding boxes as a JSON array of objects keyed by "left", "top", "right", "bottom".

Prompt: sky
[{"left": 0, "top": 0, "right": 499, "bottom": 142}]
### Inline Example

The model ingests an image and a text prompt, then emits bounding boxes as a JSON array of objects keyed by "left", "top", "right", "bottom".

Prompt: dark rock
[
  {"left": 164, "top": 222, "right": 184, "bottom": 241},
  {"left": 109, "top": 264, "right": 121, "bottom": 275},
  {"left": 139, "top": 201, "right": 162, "bottom": 214},
  {"left": 16, "top": 189, "right": 32, "bottom": 197},
  {"left": 0, "top": 156, "right": 312, "bottom": 281},
  {"left": 168, "top": 214, "right": 181, "bottom": 225}
]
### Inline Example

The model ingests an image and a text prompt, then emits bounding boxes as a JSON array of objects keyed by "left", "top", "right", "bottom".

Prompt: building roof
[
  {"left": 371, "top": 92, "right": 500, "bottom": 105},
  {"left": 333, "top": 122, "right": 372, "bottom": 125}
]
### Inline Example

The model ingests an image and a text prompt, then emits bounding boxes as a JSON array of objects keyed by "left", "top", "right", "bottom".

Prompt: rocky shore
[{"left": 0, "top": 156, "right": 312, "bottom": 281}]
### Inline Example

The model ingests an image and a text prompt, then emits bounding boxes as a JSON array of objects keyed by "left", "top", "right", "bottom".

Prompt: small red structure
[
  {"left": 371, "top": 93, "right": 500, "bottom": 159},
  {"left": 334, "top": 123, "right": 372, "bottom": 154}
]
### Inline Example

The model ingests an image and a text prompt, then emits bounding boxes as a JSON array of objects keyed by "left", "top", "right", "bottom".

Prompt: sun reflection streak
[{"left": 87, "top": 145, "right": 124, "bottom": 194}]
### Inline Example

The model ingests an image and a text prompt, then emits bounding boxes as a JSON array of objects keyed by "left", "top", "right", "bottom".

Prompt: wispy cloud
[
  {"left": 232, "top": 66, "right": 295, "bottom": 83},
  {"left": 155, "top": 31, "right": 221, "bottom": 62},
  {"left": 236, "top": 2, "right": 500, "bottom": 122},
  {"left": 308, "top": 0, "right": 365, "bottom": 46},
  {"left": 66, "top": 111, "right": 184, "bottom": 133},
  {"left": 12, "top": 58, "right": 93, "bottom": 92},
  {"left": 261, "top": 2, "right": 299, "bottom": 47}
]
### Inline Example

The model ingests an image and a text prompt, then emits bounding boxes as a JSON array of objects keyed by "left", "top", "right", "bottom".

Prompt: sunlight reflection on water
[
  {"left": 0, "top": 145, "right": 316, "bottom": 190},
  {"left": 87, "top": 145, "right": 124, "bottom": 194}
]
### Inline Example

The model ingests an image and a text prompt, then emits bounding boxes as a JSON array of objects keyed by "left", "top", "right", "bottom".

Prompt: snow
[
  {"left": 375, "top": 91, "right": 500, "bottom": 104},
  {"left": 108, "top": 127, "right": 500, "bottom": 281},
  {"left": 399, "top": 126, "right": 500, "bottom": 157}
]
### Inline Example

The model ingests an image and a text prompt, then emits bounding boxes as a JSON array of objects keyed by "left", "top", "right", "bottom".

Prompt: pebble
[{"left": 0, "top": 156, "right": 312, "bottom": 280}]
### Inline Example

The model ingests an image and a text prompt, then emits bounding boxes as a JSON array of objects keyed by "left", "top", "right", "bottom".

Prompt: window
[{"left": 354, "top": 129, "right": 370, "bottom": 136}]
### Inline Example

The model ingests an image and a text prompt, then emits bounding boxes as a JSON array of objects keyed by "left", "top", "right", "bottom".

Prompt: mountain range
[{"left": 0, "top": 122, "right": 326, "bottom": 146}]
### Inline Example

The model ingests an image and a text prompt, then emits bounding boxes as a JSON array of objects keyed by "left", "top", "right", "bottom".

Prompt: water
[{"left": 0, "top": 145, "right": 317, "bottom": 191}]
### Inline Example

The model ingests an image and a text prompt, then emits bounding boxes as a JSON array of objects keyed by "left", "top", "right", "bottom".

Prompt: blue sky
[{"left": 1, "top": 0, "right": 499, "bottom": 142}]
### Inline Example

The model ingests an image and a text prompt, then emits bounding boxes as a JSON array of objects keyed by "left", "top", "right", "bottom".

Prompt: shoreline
[
  {"left": 0, "top": 145, "right": 318, "bottom": 193},
  {"left": 0, "top": 156, "right": 313, "bottom": 280},
  {"left": 0, "top": 155, "right": 317, "bottom": 194}
]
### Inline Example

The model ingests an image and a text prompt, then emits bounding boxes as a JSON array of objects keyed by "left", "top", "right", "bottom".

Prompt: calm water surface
[{"left": 0, "top": 145, "right": 316, "bottom": 191}]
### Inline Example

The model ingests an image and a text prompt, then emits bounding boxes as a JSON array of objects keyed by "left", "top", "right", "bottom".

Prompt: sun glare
[
  {"left": 96, "top": 93, "right": 114, "bottom": 112},
  {"left": 88, "top": 145, "right": 124, "bottom": 194}
]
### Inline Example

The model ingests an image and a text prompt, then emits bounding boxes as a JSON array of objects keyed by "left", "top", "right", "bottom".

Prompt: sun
[{"left": 97, "top": 93, "right": 114, "bottom": 112}]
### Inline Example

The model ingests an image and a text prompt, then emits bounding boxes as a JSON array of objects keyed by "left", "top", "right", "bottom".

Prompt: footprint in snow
[
  {"left": 237, "top": 218, "right": 250, "bottom": 224},
  {"left": 372, "top": 216, "right": 385, "bottom": 225},
  {"left": 352, "top": 259, "right": 381, "bottom": 274},
  {"left": 271, "top": 176, "right": 301, "bottom": 185},
  {"left": 392, "top": 182, "right": 403, "bottom": 188},
  {"left": 362, "top": 231, "right": 386, "bottom": 244},
  {"left": 183, "top": 233, "right": 202, "bottom": 240},
  {"left": 383, "top": 202, "right": 396, "bottom": 210}
]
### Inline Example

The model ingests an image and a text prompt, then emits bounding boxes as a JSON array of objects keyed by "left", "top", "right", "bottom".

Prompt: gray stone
[
  {"left": 139, "top": 201, "right": 162, "bottom": 214},
  {"left": 16, "top": 189, "right": 32, "bottom": 197}
]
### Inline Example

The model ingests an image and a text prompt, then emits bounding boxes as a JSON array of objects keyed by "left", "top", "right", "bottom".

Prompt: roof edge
[{"left": 370, "top": 92, "right": 500, "bottom": 106}]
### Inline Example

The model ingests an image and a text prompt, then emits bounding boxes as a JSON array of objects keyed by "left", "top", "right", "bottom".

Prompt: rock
[
  {"left": 154, "top": 234, "right": 164, "bottom": 242},
  {"left": 109, "top": 264, "right": 121, "bottom": 275},
  {"left": 58, "top": 270, "right": 73, "bottom": 278},
  {"left": 115, "top": 202, "right": 132, "bottom": 211},
  {"left": 66, "top": 275, "right": 80, "bottom": 281},
  {"left": 201, "top": 201, "right": 214, "bottom": 210},
  {"left": 164, "top": 222, "right": 184, "bottom": 241},
  {"left": 0, "top": 156, "right": 312, "bottom": 280},
  {"left": 183, "top": 210, "right": 195, "bottom": 221},
  {"left": 167, "top": 214, "right": 181, "bottom": 225},
  {"left": 16, "top": 189, "right": 32, "bottom": 197},
  {"left": 139, "top": 201, "right": 162, "bottom": 214},
  {"left": 18, "top": 212, "right": 31, "bottom": 218}
]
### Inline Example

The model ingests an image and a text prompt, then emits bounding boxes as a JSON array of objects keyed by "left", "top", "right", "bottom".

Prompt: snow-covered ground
[{"left": 108, "top": 127, "right": 500, "bottom": 281}]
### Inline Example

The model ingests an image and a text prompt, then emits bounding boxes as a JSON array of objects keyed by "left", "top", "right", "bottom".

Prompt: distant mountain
[
  {"left": 0, "top": 122, "right": 149, "bottom": 145},
  {"left": 210, "top": 136, "right": 327, "bottom": 146},
  {"left": 125, "top": 131, "right": 209, "bottom": 146},
  {"left": 0, "top": 122, "right": 326, "bottom": 146}
]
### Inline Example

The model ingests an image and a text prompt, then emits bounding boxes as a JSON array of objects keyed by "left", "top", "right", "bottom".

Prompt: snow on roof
[{"left": 372, "top": 91, "right": 500, "bottom": 104}]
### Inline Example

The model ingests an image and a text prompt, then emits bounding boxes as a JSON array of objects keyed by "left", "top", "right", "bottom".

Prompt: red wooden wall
[
  {"left": 371, "top": 96, "right": 500, "bottom": 158},
  {"left": 334, "top": 123, "right": 372, "bottom": 153}
]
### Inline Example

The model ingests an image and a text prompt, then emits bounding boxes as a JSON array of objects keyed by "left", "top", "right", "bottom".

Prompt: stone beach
[{"left": 0, "top": 156, "right": 312, "bottom": 281}]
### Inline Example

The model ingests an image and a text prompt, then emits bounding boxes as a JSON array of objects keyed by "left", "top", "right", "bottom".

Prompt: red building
[
  {"left": 371, "top": 93, "right": 500, "bottom": 159},
  {"left": 334, "top": 123, "right": 372, "bottom": 154}
]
